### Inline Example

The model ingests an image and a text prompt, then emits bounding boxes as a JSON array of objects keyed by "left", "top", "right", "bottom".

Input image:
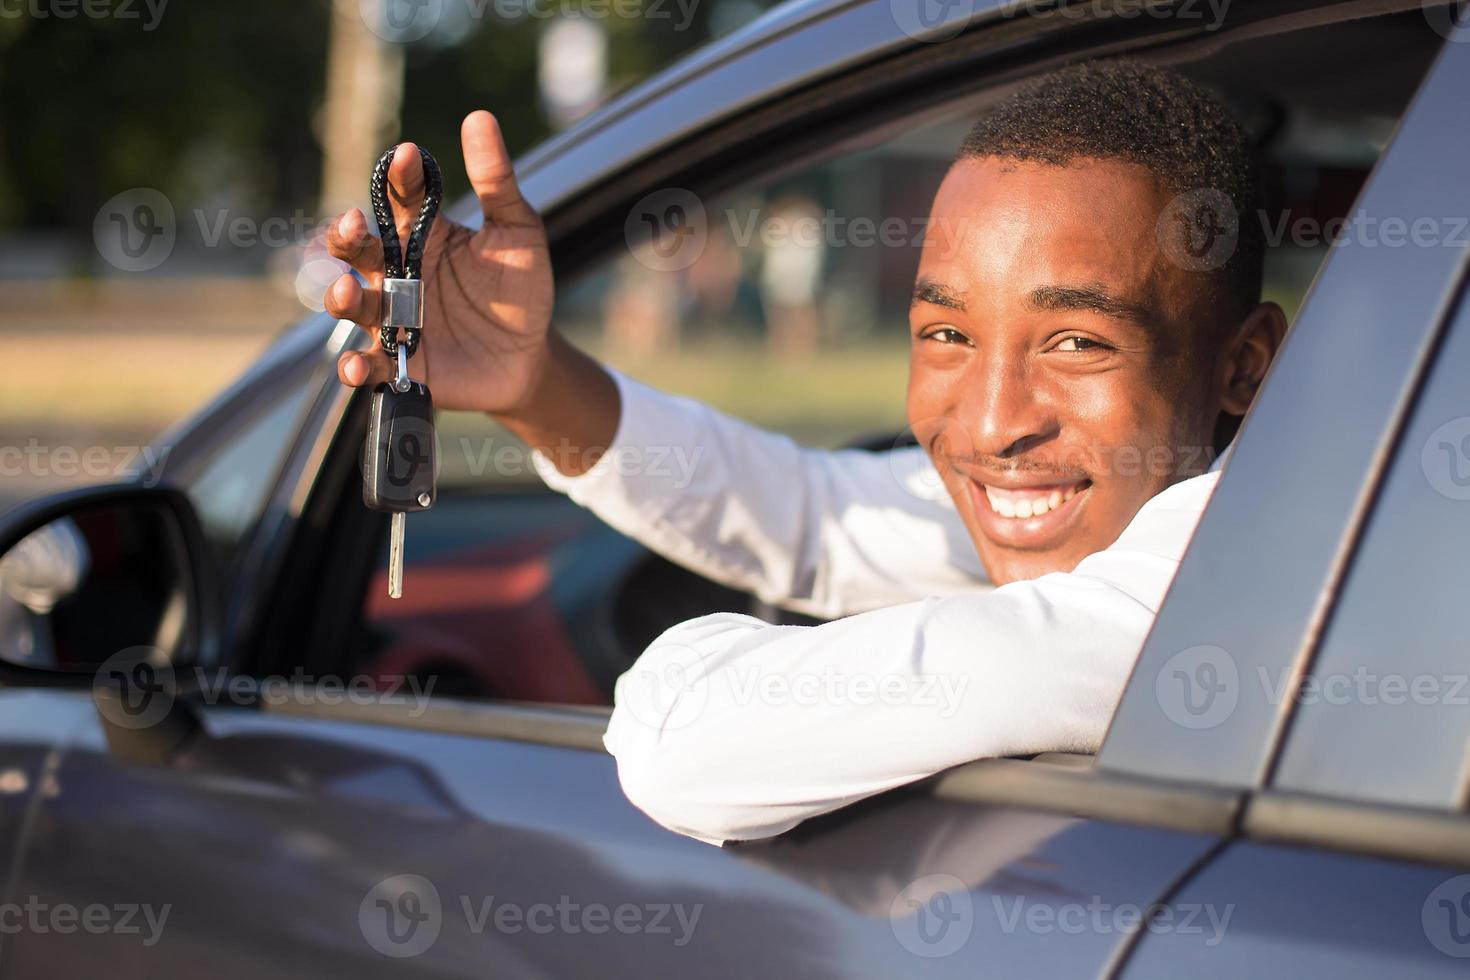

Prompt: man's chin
[{"left": 961, "top": 479, "right": 1106, "bottom": 585}]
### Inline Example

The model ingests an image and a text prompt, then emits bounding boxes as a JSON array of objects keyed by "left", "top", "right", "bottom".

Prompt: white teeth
[{"left": 983, "top": 482, "right": 1086, "bottom": 519}]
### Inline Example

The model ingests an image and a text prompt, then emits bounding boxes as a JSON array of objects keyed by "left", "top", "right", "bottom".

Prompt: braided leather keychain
[
  {"left": 363, "top": 143, "right": 444, "bottom": 599},
  {"left": 369, "top": 143, "right": 443, "bottom": 363}
]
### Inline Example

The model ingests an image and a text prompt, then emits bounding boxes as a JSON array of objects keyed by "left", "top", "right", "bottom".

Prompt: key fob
[{"left": 363, "top": 381, "right": 437, "bottom": 513}]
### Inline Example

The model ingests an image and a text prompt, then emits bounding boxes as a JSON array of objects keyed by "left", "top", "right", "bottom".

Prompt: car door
[
  {"left": 0, "top": 3, "right": 1455, "bottom": 980},
  {"left": 1106, "top": 27, "right": 1470, "bottom": 979}
]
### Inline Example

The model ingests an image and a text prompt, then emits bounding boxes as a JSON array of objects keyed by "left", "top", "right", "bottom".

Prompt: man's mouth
[
  {"left": 965, "top": 476, "right": 1093, "bottom": 549},
  {"left": 981, "top": 480, "right": 1089, "bottom": 519}
]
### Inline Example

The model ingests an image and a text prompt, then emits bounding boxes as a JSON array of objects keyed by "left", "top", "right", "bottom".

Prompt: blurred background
[
  {"left": 0, "top": 0, "right": 843, "bottom": 506},
  {"left": 0, "top": 0, "right": 1357, "bottom": 507}
]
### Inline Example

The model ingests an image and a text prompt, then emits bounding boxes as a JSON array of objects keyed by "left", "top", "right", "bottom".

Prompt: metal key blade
[{"left": 388, "top": 511, "right": 407, "bottom": 599}]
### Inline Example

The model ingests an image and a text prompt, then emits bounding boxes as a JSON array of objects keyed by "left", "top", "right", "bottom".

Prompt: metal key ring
[{"left": 392, "top": 342, "right": 411, "bottom": 393}]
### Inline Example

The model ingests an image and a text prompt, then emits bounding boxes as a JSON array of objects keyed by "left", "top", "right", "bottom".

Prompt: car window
[
  {"left": 1270, "top": 278, "right": 1470, "bottom": 811},
  {"left": 352, "top": 112, "right": 971, "bottom": 706},
  {"left": 180, "top": 371, "right": 316, "bottom": 580},
  {"left": 346, "top": 45, "right": 1424, "bottom": 710}
]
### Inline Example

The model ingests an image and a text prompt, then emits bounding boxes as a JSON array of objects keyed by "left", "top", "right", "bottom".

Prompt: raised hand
[
  {"left": 324, "top": 110, "right": 618, "bottom": 473},
  {"left": 325, "top": 111, "right": 554, "bottom": 416}
]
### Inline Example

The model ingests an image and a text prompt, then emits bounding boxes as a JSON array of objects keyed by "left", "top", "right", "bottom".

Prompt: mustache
[{"left": 936, "top": 452, "right": 1092, "bottom": 482}]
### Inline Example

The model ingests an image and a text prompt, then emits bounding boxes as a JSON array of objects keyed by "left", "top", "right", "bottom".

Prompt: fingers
[
  {"left": 337, "top": 349, "right": 392, "bottom": 390},
  {"left": 462, "top": 110, "right": 537, "bottom": 225},
  {"left": 324, "top": 272, "right": 380, "bottom": 328},
  {"left": 326, "top": 208, "right": 385, "bottom": 278},
  {"left": 324, "top": 208, "right": 385, "bottom": 334}
]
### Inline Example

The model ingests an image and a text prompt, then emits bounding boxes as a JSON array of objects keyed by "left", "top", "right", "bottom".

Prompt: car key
[
  {"left": 363, "top": 361, "right": 436, "bottom": 597},
  {"left": 362, "top": 143, "right": 443, "bottom": 598}
]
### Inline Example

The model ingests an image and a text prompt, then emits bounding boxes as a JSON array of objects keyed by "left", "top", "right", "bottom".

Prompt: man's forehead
[
  {"left": 925, "top": 155, "right": 1168, "bottom": 245},
  {"left": 917, "top": 155, "right": 1180, "bottom": 312}
]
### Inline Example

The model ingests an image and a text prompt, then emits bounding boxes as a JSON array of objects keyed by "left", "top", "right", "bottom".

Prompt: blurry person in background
[{"left": 758, "top": 193, "right": 826, "bottom": 360}]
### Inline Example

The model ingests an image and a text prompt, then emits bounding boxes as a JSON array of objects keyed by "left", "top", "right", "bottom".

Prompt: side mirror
[{"left": 0, "top": 483, "right": 218, "bottom": 686}]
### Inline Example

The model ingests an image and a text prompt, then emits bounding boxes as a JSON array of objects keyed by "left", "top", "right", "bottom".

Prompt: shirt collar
[{"left": 1208, "top": 438, "right": 1236, "bottom": 474}]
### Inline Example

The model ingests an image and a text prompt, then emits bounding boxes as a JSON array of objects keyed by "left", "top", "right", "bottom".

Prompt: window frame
[
  {"left": 1099, "top": 33, "right": 1470, "bottom": 788},
  {"left": 237, "top": 0, "right": 1463, "bottom": 857}
]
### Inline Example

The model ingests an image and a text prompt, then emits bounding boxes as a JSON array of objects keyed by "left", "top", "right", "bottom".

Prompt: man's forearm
[
  {"left": 493, "top": 329, "right": 621, "bottom": 478},
  {"left": 603, "top": 469, "right": 1221, "bottom": 844}
]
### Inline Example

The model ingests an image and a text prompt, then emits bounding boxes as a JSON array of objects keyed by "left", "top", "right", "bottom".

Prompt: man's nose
[{"left": 966, "top": 353, "right": 1057, "bottom": 459}]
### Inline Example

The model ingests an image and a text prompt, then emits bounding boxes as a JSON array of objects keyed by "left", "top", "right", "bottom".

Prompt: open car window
[{"left": 326, "top": 11, "right": 1440, "bottom": 731}]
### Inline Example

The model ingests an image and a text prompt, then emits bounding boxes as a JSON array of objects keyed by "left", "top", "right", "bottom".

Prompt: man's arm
[
  {"left": 529, "top": 367, "right": 988, "bottom": 619},
  {"left": 323, "top": 116, "right": 981, "bottom": 618},
  {"left": 604, "top": 469, "right": 1218, "bottom": 844}
]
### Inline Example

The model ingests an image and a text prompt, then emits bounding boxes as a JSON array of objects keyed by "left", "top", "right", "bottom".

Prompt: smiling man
[{"left": 326, "top": 60, "right": 1286, "bottom": 844}]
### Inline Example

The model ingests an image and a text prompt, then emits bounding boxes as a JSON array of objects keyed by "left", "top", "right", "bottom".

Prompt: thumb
[{"left": 462, "top": 110, "right": 537, "bottom": 226}]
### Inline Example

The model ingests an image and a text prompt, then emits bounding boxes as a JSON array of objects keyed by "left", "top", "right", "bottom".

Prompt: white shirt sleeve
[
  {"left": 602, "top": 469, "right": 1220, "bottom": 845},
  {"left": 531, "top": 369, "right": 988, "bottom": 619}
]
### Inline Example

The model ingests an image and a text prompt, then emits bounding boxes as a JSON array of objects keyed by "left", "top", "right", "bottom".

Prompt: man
[{"left": 324, "top": 61, "right": 1287, "bottom": 845}]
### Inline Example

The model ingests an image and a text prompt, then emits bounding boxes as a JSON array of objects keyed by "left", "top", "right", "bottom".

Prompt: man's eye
[
  {"left": 1053, "top": 336, "right": 1109, "bottom": 353},
  {"left": 924, "top": 328, "right": 970, "bottom": 345}
]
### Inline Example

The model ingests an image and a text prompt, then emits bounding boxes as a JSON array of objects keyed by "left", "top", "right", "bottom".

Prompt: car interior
[{"left": 246, "top": 5, "right": 1444, "bottom": 715}]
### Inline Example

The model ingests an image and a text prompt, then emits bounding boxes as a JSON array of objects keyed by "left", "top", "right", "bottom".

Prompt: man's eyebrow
[
  {"left": 911, "top": 278, "right": 967, "bottom": 311},
  {"left": 1028, "top": 284, "right": 1157, "bottom": 324}
]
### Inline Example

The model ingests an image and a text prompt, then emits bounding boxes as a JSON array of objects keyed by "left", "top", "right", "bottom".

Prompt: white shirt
[{"left": 533, "top": 370, "right": 1225, "bottom": 845}]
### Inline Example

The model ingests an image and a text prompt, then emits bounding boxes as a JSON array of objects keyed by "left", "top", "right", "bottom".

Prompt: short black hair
[{"left": 958, "top": 59, "right": 1264, "bottom": 324}]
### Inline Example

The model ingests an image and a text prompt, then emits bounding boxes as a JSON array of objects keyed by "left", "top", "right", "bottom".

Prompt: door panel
[
  {"left": 1118, "top": 841, "right": 1470, "bottom": 979},
  {"left": 3, "top": 691, "right": 1217, "bottom": 979}
]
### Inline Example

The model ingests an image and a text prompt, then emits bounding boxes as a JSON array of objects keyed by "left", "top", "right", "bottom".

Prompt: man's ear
[{"left": 1219, "top": 301, "right": 1288, "bottom": 417}]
